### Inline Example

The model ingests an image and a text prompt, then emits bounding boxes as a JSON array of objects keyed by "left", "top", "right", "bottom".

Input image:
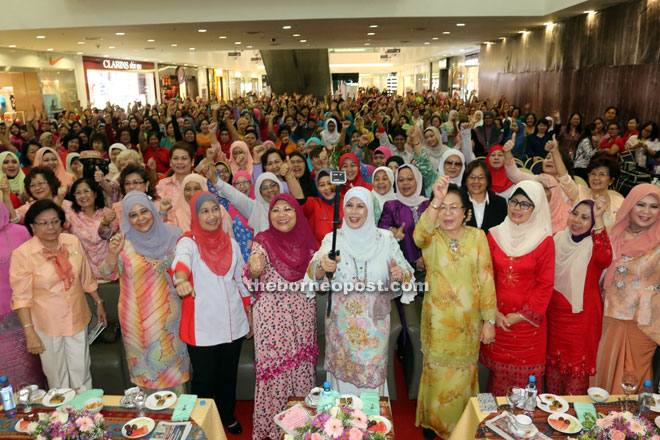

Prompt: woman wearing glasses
[
  {"left": 10, "top": 199, "right": 106, "bottom": 390},
  {"left": 7, "top": 167, "right": 72, "bottom": 224},
  {"left": 480, "top": 180, "right": 555, "bottom": 395},
  {"left": 463, "top": 161, "right": 508, "bottom": 234},
  {"left": 413, "top": 176, "right": 496, "bottom": 439}
]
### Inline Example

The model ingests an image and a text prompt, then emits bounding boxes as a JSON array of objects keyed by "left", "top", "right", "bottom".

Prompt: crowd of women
[{"left": 1, "top": 88, "right": 659, "bottom": 440}]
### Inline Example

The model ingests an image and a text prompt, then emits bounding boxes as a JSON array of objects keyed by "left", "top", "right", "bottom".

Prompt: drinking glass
[
  {"left": 132, "top": 390, "right": 146, "bottom": 417},
  {"left": 17, "top": 385, "right": 32, "bottom": 414},
  {"left": 506, "top": 386, "right": 524, "bottom": 415},
  {"left": 621, "top": 370, "right": 637, "bottom": 412}
]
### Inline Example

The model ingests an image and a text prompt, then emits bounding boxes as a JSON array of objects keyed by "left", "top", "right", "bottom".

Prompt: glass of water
[
  {"left": 132, "top": 389, "right": 146, "bottom": 417},
  {"left": 17, "top": 386, "right": 32, "bottom": 413},
  {"left": 621, "top": 370, "right": 637, "bottom": 412}
]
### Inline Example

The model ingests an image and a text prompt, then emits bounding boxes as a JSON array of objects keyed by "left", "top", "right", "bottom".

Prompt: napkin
[
  {"left": 574, "top": 402, "right": 597, "bottom": 428},
  {"left": 171, "top": 394, "right": 197, "bottom": 421},
  {"left": 58, "top": 389, "right": 103, "bottom": 411},
  {"left": 360, "top": 392, "right": 380, "bottom": 416}
]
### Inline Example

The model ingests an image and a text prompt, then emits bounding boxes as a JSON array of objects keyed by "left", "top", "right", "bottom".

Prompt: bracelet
[
  {"left": 431, "top": 203, "right": 440, "bottom": 209},
  {"left": 95, "top": 299, "right": 104, "bottom": 305},
  {"left": 23, "top": 323, "right": 34, "bottom": 329},
  {"left": 593, "top": 226, "right": 605, "bottom": 233}
]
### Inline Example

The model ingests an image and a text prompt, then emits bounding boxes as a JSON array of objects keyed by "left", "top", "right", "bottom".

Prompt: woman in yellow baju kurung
[{"left": 413, "top": 176, "right": 497, "bottom": 440}]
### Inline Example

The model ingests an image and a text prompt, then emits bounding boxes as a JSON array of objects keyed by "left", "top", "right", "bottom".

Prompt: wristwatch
[{"left": 487, "top": 319, "right": 496, "bottom": 325}]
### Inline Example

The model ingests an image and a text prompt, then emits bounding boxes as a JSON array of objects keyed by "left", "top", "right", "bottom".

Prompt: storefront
[{"left": 83, "top": 57, "right": 156, "bottom": 107}]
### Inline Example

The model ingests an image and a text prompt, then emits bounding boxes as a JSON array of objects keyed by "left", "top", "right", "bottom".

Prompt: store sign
[{"left": 102, "top": 59, "right": 143, "bottom": 70}]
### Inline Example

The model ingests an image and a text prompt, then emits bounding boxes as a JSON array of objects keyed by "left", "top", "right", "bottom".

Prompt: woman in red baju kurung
[
  {"left": 480, "top": 180, "right": 555, "bottom": 396},
  {"left": 545, "top": 199, "right": 612, "bottom": 395}
]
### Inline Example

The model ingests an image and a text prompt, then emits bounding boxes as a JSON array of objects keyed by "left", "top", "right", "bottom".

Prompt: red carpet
[{"left": 230, "top": 352, "right": 421, "bottom": 439}]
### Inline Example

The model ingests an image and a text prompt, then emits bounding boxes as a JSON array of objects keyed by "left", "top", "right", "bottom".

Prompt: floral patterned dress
[
  {"left": 64, "top": 207, "right": 118, "bottom": 279},
  {"left": 242, "top": 242, "right": 318, "bottom": 440},
  {"left": 413, "top": 213, "right": 496, "bottom": 439}
]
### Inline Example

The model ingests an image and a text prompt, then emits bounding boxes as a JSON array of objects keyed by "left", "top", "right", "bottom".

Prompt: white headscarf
[
  {"left": 423, "top": 126, "right": 449, "bottom": 170},
  {"left": 371, "top": 166, "right": 396, "bottom": 207},
  {"left": 337, "top": 187, "right": 386, "bottom": 262},
  {"left": 472, "top": 110, "right": 484, "bottom": 128},
  {"left": 321, "top": 118, "right": 340, "bottom": 147},
  {"left": 489, "top": 180, "right": 552, "bottom": 257},
  {"left": 553, "top": 201, "right": 594, "bottom": 313},
  {"left": 108, "top": 143, "right": 127, "bottom": 175},
  {"left": 438, "top": 149, "right": 466, "bottom": 186},
  {"left": 394, "top": 164, "right": 428, "bottom": 207},
  {"left": 249, "top": 172, "right": 283, "bottom": 233}
]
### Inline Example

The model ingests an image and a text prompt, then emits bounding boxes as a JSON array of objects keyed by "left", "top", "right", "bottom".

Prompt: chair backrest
[
  {"left": 519, "top": 168, "right": 534, "bottom": 175},
  {"left": 514, "top": 158, "right": 525, "bottom": 168},
  {"left": 530, "top": 159, "right": 545, "bottom": 175},
  {"left": 523, "top": 157, "right": 535, "bottom": 169},
  {"left": 608, "top": 189, "right": 624, "bottom": 200},
  {"left": 574, "top": 175, "right": 588, "bottom": 186}
]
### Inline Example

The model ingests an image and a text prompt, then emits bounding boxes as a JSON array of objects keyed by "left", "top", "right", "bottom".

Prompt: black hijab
[{"left": 289, "top": 151, "right": 318, "bottom": 198}]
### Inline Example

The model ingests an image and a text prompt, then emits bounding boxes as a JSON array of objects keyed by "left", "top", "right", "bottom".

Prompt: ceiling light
[
  {"left": 300, "top": 39, "right": 307, "bottom": 43},
  {"left": 115, "top": 32, "right": 125, "bottom": 36},
  {"left": 47, "top": 48, "right": 54, "bottom": 51},
  {"left": 369, "top": 25, "right": 378, "bottom": 28},
  {"left": 456, "top": 23, "right": 465, "bottom": 26},
  {"left": 282, "top": 25, "right": 291, "bottom": 29},
  {"left": 102, "top": 54, "right": 108, "bottom": 57},
  {"left": 147, "top": 39, "right": 155, "bottom": 42},
  {"left": 584, "top": 10, "right": 596, "bottom": 14},
  {"left": 257, "top": 65, "right": 265, "bottom": 69},
  {"left": 247, "top": 45, "right": 253, "bottom": 48},
  {"left": 293, "top": 33, "right": 301, "bottom": 37},
  {"left": 235, "top": 41, "right": 241, "bottom": 45},
  {"left": 198, "top": 29, "right": 206, "bottom": 32},
  {"left": 544, "top": 22, "right": 554, "bottom": 26},
  {"left": 184, "top": 64, "right": 188, "bottom": 66},
  {"left": 518, "top": 30, "right": 527, "bottom": 33},
  {"left": 8, "top": 45, "right": 15, "bottom": 48},
  {"left": 36, "top": 35, "right": 46, "bottom": 39},
  {"left": 76, "top": 52, "right": 83, "bottom": 55},
  {"left": 432, "top": 37, "right": 439, "bottom": 40},
  {"left": 108, "top": 46, "right": 115, "bottom": 49},
  {"left": 171, "top": 43, "right": 178, "bottom": 47},
  {"left": 499, "top": 37, "right": 506, "bottom": 40},
  {"left": 364, "top": 43, "right": 370, "bottom": 46},
  {"left": 189, "top": 47, "right": 195, "bottom": 51},
  {"left": 443, "top": 31, "right": 450, "bottom": 35},
  {"left": 77, "top": 41, "right": 85, "bottom": 45},
  {"left": 367, "top": 32, "right": 375, "bottom": 36},
  {"left": 219, "top": 36, "right": 227, "bottom": 39},
  {"left": 424, "top": 42, "right": 430, "bottom": 45},
  {"left": 483, "top": 41, "right": 491, "bottom": 44}
]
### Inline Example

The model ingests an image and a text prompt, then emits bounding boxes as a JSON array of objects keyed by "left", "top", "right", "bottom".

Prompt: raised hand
[
  {"left": 159, "top": 197, "right": 172, "bottom": 213},
  {"left": 502, "top": 139, "right": 515, "bottom": 153},
  {"left": 389, "top": 259, "right": 404, "bottom": 282},
  {"left": 94, "top": 166, "right": 105, "bottom": 183},
  {"left": 392, "top": 223, "right": 406, "bottom": 241},
  {"left": 253, "top": 144, "right": 266, "bottom": 163},
  {"left": 147, "top": 157, "right": 157, "bottom": 171},
  {"left": 320, "top": 253, "right": 340, "bottom": 273},
  {"left": 279, "top": 156, "right": 293, "bottom": 178},
  {"left": 175, "top": 280, "right": 195, "bottom": 299},
  {"left": 432, "top": 175, "right": 450, "bottom": 203},
  {"left": 108, "top": 233, "right": 125, "bottom": 256},
  {"left": 248, "top": 250, "right": 266, "bottom": 279},
  {"left": 342, "top": 120, "right": 351, "bottom": 130},
  {"left": 103, "top": 209, "right": 116, "bottom": 225},
  {"left": 545, "top": 134, "right": 558, "bottom": 152}
]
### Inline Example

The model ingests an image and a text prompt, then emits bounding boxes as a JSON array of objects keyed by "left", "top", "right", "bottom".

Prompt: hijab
[
  {"left": 339, "top": 153, "right": 372, "bottom": 195},
  {"left": 472, "top": 110, "right": 484, "bottom": 128},
  {"left": 230, "top": 171, "right": 254, "bottom": 228},
  {"left": 386, "top": 156, "right": 404, "bottom": 169},
  {"left": 374, "top": 146, "right": 392, "bottom": 160},
  {"left": 553, "top": 200, "right": 595, "bottom": 313},
  {"left": 65, "top": 152, "right": 81, "bottom": 174},
  {"left": 215, "top": 160, "right": 233, "bottom": 183},
  {"left": 108, "top": 143, "right": 127, "bottom": 175},
  {"left": 321, "top": 118, "right": 340, "bottom": 147},
  {"left": 289, "top": 151, "right": 318, "bottom": 198},
  {"left": 505, "top": 120, "right": 525, "bottom": 149},
  {"left": 171, "top": 173, "right": 207, "bottom": 232},
  {"left": 315, "top": 168, "right": 335, "bottom": 205},
  {"left": 535, "top": 174, "right": 570, "bottom": 234},
  {"left": 253, "top": 193, "right": 317, "bottom": 282},
  {"left": 228, "top": 140, "right": 253, "bottom": 176},
  {"left": 122, "top": 191, "right": 182, "bottom": 258},
  {"left": 33, "top": 147, "right": 73, "bottom": 187},
  {"left": 423, "top": 126, "right": 448, "bottom": 168},
  {"left": 394, "top": 164, "right": 427, "bottom": 207},
  {"left": 337, "top": 186, "right": 386, "bottom": 262},
  {"left": 438, "top": 149, "right": 466, "bottom": 186},
  {"left": 603, "top": 184, "right": 660, "bottom": 290},
  {"left": 475, "top": 111, "right": 503, "bottom": 153},
  {"left": 371, "top": 166, "right": 396, "bottom": 207},
  {"left": 489, "top": 180, "right": 552, "bottom": 257},
  {"left": 306, "top": 137, "right": 322, "bottom": 150},
  {"left": 486, "top": 145, "right": 514, "bottom": 193},
  {"left": 182, "top": 191, "right": 232, "bottom": 276},
  {"left": 250, "top": 172, "right": 284, "bottom": 233},
  {"left": 0, "top": 151, "right": 25, "bottom": 195}
]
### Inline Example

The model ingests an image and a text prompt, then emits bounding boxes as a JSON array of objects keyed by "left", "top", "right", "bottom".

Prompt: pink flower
[
  {"left": 348, "top": 428, "right": 363, "bottom": 440},
  {"left": 310, "top": 433, "right": 321, "bottom": 440},
  {"left": 650, "top": 435, "right": 660, "bottom": 440},
  {"left": 75, "top": 416, "right": 95, "bottom": 432},
  {"left": 48, "top": 411, "right": 61, "bottom": 423},
  {"left": 324, "top": 417, "right": 344, "bottom": 439},
  {"left": 609, "top": 430, "right": 625, "bottom": 440},
  {"left": 352, "top": 410, "right": 367, "bottom": 424},
  {"left": 596, "top": 415, "right": 614, "bottom": 428},
  {"left": 628, "top": 420, "right": 646, "bottom": 434},
  {"left": 93, "top": 412, "right": 104, "bottom": 423},
  {"left": 353, "top": 419, "right": 367, "bottom": 431}
]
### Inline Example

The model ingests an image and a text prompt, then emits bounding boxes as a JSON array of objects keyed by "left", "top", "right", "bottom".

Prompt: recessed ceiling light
[
  {"left": 424, "top": 42, "right": 430, "bottom": 45},
  {"left": 147, "top": 39, "right": 155, "bottom": 42},
  {"left": 282, "top": 25, "right": 292, "bottom": 29},
  {"left": 369, "top": 25, "right": 378, "bottom": 28},
  {"left": 76, "top": 51, "right": 83, "bottom": 55},
  {"left": 300, "top": 39, "right": 307, "bottom": 43},
  {"left": 77, "top": 41, "right": 85, "bottom": 45},
  {"left": 184, "top": 63, "right": 188, "bottom": 66},
  {"left": 235, "top": 41, "right": 241, "bottom": 44},
  {"left": 198, "top": 29, "right": 206, "bottom": 33},
  {"left": 518, "top": 30, "right": 527, "bottom": 33},
  {"left": 293, "top": 33, "right": 301, "bottom": 37},
  {"left": 171, "top": 43, "right": 178, "bottom": 47},
  {"left": 247, "top": 45, "right": 253, "bottom": 48},
  {"left": 47, "top": 48, "right": 54, "bottom": 51},
  {"left": 36, "top": 35, "right": 46, "bottom": 39},
  {"left": 108, "top": 46, "right": 115, "bottom": 49},
  {"left": 432, "top": 37, "right": 439, "bottom": 40},
  {"left": 102, "top": 54, "right": 108, "bottom": 57},
  {"left": 367, "top": 32, "right": 375, "bottom": 36},
  {"left": 364, "top": 43, "right": 370, "bottom": 46},
  {"left": 443, "top": 31, "right": 451, "bottom": 35},
  {"left": 219, "top": 36, "right": 227, "bottom": 39},
  {"left": 544, "top": 22, "right": 554, "bottom": 26},
  {"left": 584, "top": 10, "right": 596, "bottom": 14},
  {"left": 189, "top": 47, "right": 195, "bottom": 50},
  {"left": 499, "top": 37, "right": 506, "bottom": 40},
  {"left": 8, "top": 45, "right": 15, "bottom": 48},
  {"left": 456, "top": 23, "right": 465, "bottom": 26},
  {"left": 115, "top": 32, "right": 125, "bottom": 36}
]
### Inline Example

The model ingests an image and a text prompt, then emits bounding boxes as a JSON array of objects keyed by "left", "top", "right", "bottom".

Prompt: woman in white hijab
[
  {"left": 472, "top": 110, "right": 484, "bottom": 128},
  {"left": 371, "top": 166, "right": 396, "bottom": 222},
  {"left": 438, "top": 149, "right": 466, "bottom": 187},
  {"left": 306, "top": 187, "right": 415, "bottom": 395},
  {"left": 480, "top": 180, "right": 556, "bottom": 396},
  {"left": 320, "top": 118, "right": 341, "bottom": 148},
  {"left": 422, "top": 126, "right": 449, "bottom": 170}
]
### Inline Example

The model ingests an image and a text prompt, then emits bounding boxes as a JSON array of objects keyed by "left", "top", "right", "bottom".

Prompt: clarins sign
[{"left": 102, "top": 59, "right": 143, "bottom": 70}]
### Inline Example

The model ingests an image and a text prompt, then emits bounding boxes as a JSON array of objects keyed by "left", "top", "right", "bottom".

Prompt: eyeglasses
[
  {"left": 445, "top": 160, "right": 463, "bottom": 168},
  {"left": 260, "top": 183, "right": 279, "bottom": 192},
  {"left": 439, "top": 204, "right": 465, "bottom": 214},
  {"left": 234, "top": 180, "right": 251, "bottom": 187},
  {"left": 289, "top": 159, "right": 305, "bottom": 165},
  {"left": 468, "top": 175, "right": 487, "bottom": 181},
  {"left": 74, "top": 189, "right": 93, "bottom": 196},
  {"left": 29, "top": 181, "right": 49, "bottom": 189},
  {"left": 217, "top": 168, "right": 230, "bottom": 175},
  {"left": 124, "top": 179, "right": 145, "bottom": 187},
  {"left": 588, "top": 172, "right": 610, "bottom": 178},
  {"left": 508, "top": 199, "right": 534, "bottom": 210},
  {"left": 33, "top": 218, "right": 61, "bottom": 227}
]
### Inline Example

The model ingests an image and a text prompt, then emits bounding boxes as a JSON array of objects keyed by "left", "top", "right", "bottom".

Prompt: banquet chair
[{"left": 574, "top": 175, "right": 588, "bottom": 186}]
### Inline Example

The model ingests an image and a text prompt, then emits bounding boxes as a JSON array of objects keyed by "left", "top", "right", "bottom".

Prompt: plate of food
[
  {"left": 336, "top": 394, "right": 363, "bottom": 410},
  {"left": 122, "top": 417, "right": 155, "bottom": 438},
  {"left": 14, "top": 413, "right": 41, "bottom": 433},
  {"left": 366, "top": 415, "right": 391, "bottom": 434},
  {"left": 648, "top": 394, "right": 660, "bottom": 412},
  {"left": 42, "top": 388, "right": 76, "bottom": 407},
  {"left": 84, "top": 397, "right": 104, "bottom": 413},
  {"left": 548, "top": 413, "right": 582, "bottom": 434},
  {"left": 536, "top": 393, "right": 569, "bottom": 413},
  {"left": 145, "top": 391, "right": 177, "bottom": 410}
]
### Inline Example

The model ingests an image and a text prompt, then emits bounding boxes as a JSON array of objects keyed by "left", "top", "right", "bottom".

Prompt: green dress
[{"left": 413, "top": 212, "right": 496, "bottom": 438}]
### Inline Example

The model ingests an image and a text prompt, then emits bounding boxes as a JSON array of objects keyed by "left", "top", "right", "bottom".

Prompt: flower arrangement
[
  {"left": 286, "top": 406, "right": 387, "bottom": 440},
  {"left": 28, "top": 406, "right": 111, "bottom": 440},
  {"left": 578, "top": 411, "right": 660, "bottom": 440}
]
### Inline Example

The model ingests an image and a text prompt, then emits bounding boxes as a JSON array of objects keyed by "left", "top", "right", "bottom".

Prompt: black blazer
[{"left": 465, "top": 191, "right": 508, "bottom": 234}]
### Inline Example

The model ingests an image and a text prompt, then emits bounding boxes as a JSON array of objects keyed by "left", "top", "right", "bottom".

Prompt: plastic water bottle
[
  {"left": 318, "top": 381, "right": 333, "bottom": 411},
  {"left": 0, "top": 376, "right": 17, "bottom": 418},
  {"left": 639, "top": 380, "right": 653, "bottom": 414},
  {"left": 523, "top": 376, "right": 537, "bottom": 417}
]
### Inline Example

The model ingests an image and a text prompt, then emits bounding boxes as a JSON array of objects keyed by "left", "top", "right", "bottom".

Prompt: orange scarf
[{"left": 41, "top": 247, "right": 74, "bottom": 290}]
